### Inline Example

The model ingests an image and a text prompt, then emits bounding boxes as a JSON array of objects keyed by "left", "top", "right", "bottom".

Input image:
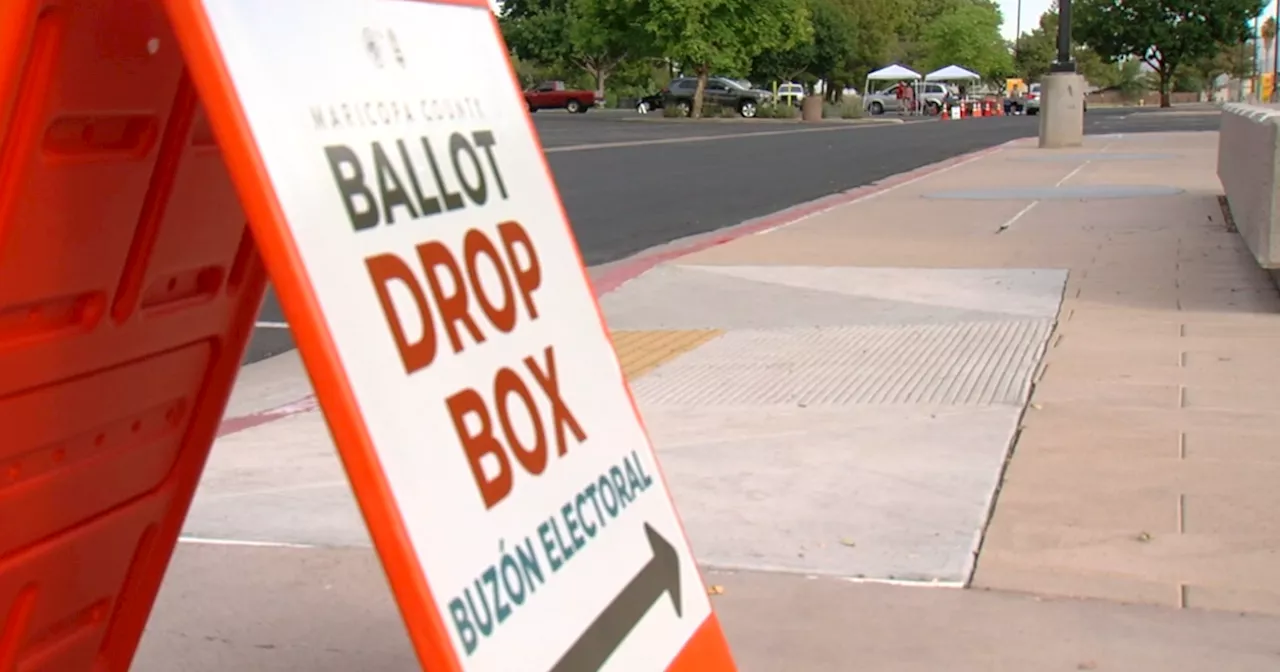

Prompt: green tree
[
  {"left": 750, "top": 0, "right": 822, "bottom": 84},
  {"left": 808, "top": 0, "right": 861, "bottom": 87},
  {"left": 1184, "top": 40, "right": 1255, "bottom": 96},
  {"left": 500, "top": 0, "right": 652, "bottom": 96},
  {"left": 566, "top": 0, "right": 653, "bottom": 94},
  {"left": 918, "top": 1, "right": 1011, "bottom": 80},
  {"left": 1075, "top": 0, "right": 1264, "bottom": 107},
  {"left": 625, "top": 0, "right": 812, "bottom": 117},
  {"left": 1014, "top": 8, "right": 1119, "bottom": 87},
  {"left": 500, "top": 1, "right": 571, "bottom": 67},
  {"left": 833, "top": 0, "right": 909, "bottom": 95},
  {"left": 750, "top": 0, "right": 862, "bottom": 90},
  {"left": 1013, "top": 11, "right": 1058, "bottom": 80},
  {"left": 896, "top": 0, "right": 993, "bottom": 63}
]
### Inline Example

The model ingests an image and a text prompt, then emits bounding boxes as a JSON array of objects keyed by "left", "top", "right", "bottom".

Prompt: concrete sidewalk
[{"left": 136, "top": 131, "right": 1280, "bottom": 671}]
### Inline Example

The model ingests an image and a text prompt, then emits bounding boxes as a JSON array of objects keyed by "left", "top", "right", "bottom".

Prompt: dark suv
[{"left": 662, "top": 77, "right": 772, "bottom": 118}]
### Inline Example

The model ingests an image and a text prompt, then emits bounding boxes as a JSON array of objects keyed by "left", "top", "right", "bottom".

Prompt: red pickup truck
[{"left": 524, "top": 81, "right": 599, "bottom": 114}]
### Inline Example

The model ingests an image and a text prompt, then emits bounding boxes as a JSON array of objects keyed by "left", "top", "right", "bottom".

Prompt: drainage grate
[{"left": 631, "top": 320, "right": 1054, "bottom": 407}]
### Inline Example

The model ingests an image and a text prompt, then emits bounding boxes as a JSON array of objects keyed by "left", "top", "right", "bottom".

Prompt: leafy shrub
[
  {"left": 839, "top": 96, "right": 864, "bottom": 119},
  {"left": 756, "top": 102, "right": 798, "bottom": 119},
  {"left": 662, "top": 101, "right": 685, "bottom": 117},
  {"left": 822, "top": 96, "right": 864, "bottom": 119}
]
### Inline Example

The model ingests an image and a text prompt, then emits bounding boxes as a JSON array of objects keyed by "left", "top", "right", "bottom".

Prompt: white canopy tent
[
  {"left": 864, "top": 64, "right": 926, "bottom": 115},
  {"left": 924, "top": 65, "right": 981, "bottom": 82},
  {"left": 925, "top": 65, "right": 986, "bottom": 117},
  {"left": 864, "top": 64, "right": 921, "bottom": 97}
]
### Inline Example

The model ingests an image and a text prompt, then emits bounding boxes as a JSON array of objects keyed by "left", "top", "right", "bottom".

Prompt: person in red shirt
[{"left": 894, "top": 81, "right": 907, "bottom": 115}]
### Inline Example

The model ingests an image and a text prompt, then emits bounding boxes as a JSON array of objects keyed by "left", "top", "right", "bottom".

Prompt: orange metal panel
[{"left": 0, "top": 1, "right": 266, "bottom": 669}]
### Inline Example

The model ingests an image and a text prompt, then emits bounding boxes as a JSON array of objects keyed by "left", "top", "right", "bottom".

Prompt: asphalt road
[{"left": 244, "top": 106, "right": 1223, "bottom": 363}]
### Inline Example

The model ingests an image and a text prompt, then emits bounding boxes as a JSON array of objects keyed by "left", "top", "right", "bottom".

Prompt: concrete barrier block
[{"left": 1218, "top": 103, "right": 1280, "bottom": 269}]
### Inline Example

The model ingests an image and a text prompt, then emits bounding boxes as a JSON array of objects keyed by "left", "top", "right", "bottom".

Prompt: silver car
[
  {"left": 863, "top": 82, "right": 950, "bottom": 115},
  {"left": 1024, "top": 83, "right": 1087, "bottom": 115}
]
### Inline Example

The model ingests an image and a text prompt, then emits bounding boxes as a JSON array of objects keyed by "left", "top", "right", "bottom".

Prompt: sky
[
  {"left": 998, "top": 0, "right": 1051, "bottom": 40},
  {"left": 999, "top": 0, "right": 1280, "bottom": 40}
]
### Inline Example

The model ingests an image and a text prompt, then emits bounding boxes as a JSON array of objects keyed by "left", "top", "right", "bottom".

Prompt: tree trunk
[
  {"left": 594, "top": 69, "right": 607, "bottom": 101},
  {"left": 1159, "top": 69, "right": 1172, "bottom": 108},
  {"left": 692, "top": 64, "right": 709, "bottom": 119}
]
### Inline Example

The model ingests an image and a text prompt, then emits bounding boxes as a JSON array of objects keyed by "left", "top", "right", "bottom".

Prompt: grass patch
[
  {"left": 822, "top": 96, "right": 864, "bottom": 120},
  {"left": 756, "top": 102, "right": 798, "bottom": 119},
  {"left": 714, "top": 104, "right": 738, "bottom": 118}
]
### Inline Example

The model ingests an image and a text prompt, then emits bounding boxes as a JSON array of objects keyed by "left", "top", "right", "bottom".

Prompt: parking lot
[{"left": 243, "top": 106, "right": 1223, "bottom": 363}]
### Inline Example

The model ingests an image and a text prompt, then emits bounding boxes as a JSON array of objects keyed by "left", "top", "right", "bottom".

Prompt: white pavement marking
[
  {"left": 178, "top": 536, "right": 316, "bottom": 549},
  {"left": 996, "top": 201, "right": 1040, "bottom": 233},
  {"left": 544, "top": 122, "right": 890, "bottom": 154},
  {"left": 998, "top": 142, "right": 1110, "bottom": 234},
  {"left": 254, "top": 320, "right": 290, "bottom": 329},
  {"left": 752, "top": 144, "right": 1005, "bottom": 238},
  {"left": 1055, "top": 161, "right": 1090, "bottom": 187}
]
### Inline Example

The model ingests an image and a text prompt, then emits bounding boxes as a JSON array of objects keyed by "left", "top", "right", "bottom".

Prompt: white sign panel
[{"left": 197, "top": 0, "right": 713, "bottom": 669}]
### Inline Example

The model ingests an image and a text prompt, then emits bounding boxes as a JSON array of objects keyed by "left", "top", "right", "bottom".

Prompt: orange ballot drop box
[{"left": 0, "top": 1, "right": 738, "bottom": 670}]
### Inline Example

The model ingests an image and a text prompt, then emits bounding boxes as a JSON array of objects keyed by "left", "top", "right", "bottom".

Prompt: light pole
[
  {"left": 1038, "top": 0, "right": 1082, "bottom": 147},
  {"left": 1272, "top": 1, "right": 1279, "bottom": 101},
  {"left": 1052, "top": 0, "right": 1076, "bottom": 73},
  {"left": 1014, "top": 0, "right": 1022, "bottom": 61},
  {"left": 1252, "top": 17, "right": 1260, "bottom": 102}
]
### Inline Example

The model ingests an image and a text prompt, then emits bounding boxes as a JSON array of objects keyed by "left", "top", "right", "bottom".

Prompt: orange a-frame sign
[{"left": 0, "top": 0, "right": 737, "bottom": 670}]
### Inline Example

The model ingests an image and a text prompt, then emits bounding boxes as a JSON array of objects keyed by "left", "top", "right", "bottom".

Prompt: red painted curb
[
  {"left": 590, "top": 141, "right": 1010, "bottom": 297},
  {"left": 217, "top": 395, "right": 317, "bottom": 437}
]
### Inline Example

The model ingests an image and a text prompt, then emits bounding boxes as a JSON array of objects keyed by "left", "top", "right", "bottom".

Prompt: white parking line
[
  {"left": 254, "top": 320, "right": 290, "bottom": 329},
  {"left": 544, "top": 122, "right": 896, "bottom": 154}
]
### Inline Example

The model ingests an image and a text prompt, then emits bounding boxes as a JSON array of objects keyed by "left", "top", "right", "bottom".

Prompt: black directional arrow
[{"left": 549, "top": 523, "right": 683, "bottom": 672}]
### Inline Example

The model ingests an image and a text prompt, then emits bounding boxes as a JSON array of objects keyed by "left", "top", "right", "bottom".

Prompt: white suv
[{"left": 777, "top": 82, "right": 805, "bottom": 106}]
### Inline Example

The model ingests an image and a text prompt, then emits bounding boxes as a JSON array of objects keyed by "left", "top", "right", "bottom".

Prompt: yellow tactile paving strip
[{"left": 610, "top": 329, "right": 723, "bottom": 380}]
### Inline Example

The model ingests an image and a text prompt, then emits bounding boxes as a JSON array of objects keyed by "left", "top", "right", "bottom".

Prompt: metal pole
[
  {"left": 1272, "top": 3, "right": 1279, "bottom": 101},
  {"left": 1014, "top": 0, "right": 1022, "bottom": 61},
  {"left": 1253, "top": 18, "right": 1260, "bottom": 102},
  {"left": 1052, "top": 0, "right": 1076, "bottom": 72}
]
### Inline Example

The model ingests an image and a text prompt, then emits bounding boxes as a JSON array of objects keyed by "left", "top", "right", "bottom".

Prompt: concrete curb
[
  {"left": 1222, "top": 101, "right": 1280, "bottom": 122},
  {"left": 589, "top": 139, "right": 1015, "bottom": 296}
]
